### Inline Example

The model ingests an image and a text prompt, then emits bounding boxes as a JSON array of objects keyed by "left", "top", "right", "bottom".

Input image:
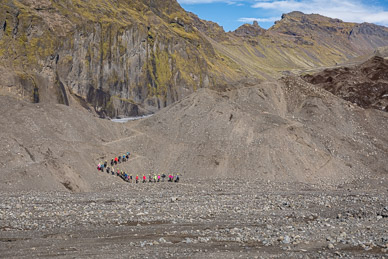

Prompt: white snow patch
[{"left": 111, "top": 115, "right": 153, "bottom": 123}]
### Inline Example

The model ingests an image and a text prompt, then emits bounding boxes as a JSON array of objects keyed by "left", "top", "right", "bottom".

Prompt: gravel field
[{"left": 1, "top": 177, "right": 387, "bottom": 258}]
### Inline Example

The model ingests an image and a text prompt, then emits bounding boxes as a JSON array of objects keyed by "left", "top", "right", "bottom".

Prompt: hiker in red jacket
[{"left": 136, "top": 175, "right": 139, "bottom": 183}]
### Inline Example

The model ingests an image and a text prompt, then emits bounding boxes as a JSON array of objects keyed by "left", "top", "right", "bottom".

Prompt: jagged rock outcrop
[
  {"left": 187, "top": 12, "right": 229, "bottom": 42},
  {"left": 234, "top": 21, "right": 266, "bottom": 37},
  {"left": 303, "top": 56, "right": 388, "bottom": 112}
]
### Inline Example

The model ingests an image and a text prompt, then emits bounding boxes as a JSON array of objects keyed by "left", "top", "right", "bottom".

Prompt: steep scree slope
[
  {"left": 123, "top": 79, "right": 387, "bottom": 185},
  {"left": 0, "top": 95, "right": 130, "bottom": 192},
  {"left": 1, "top": 77, "right": 387, "bottom": 192}
]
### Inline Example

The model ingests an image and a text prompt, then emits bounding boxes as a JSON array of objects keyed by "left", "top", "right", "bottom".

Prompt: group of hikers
[{"left": 96, "top": 152, "right": 180, "bottom": 183}]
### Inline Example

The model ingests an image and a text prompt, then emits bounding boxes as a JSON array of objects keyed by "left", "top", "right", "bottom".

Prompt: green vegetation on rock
[{"left": 1, "top": 0, "right": 388, "bottom": 116}]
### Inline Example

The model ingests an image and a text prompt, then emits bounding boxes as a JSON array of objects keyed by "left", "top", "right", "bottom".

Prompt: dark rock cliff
[{"left": 0, "top": 0, "right": 240, "bottom": 117}]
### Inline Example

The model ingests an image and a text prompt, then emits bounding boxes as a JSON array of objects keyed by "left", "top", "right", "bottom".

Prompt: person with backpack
[
  {"left": 161, "top": 174, "right": 166, "bottom": 182},
  {"left": 136, "top": 175, "right": 139, "bottom": 183},
  {"left": 142, "top": 175, "right": 146, "bottom": 183},
  {"left": 175, "top": 174, "right": 180, "bottom": 183},
  {"left": 157, "top": 174, "right": 161, "bottom": 182},
  {"left": 114, "top": 157, "right": 118, "bottom": 165}
]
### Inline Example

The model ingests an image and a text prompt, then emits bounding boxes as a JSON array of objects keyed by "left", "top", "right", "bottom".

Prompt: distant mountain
[
  {"left": 206, "top": 11, "right": 388, "bottom": 78},
  {"left": 270, "top": 11, "right": 388, "bottom": 55},
  {"left": 1, "top": 0, "right": 388, "bottom": 116}
]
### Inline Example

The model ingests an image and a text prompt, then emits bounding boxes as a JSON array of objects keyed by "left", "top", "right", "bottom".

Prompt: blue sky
[{"left": 177, "top": 0, "right": 388, "bottom": 32}]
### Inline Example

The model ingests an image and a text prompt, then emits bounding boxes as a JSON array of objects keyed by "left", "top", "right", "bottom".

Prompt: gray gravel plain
[{"left": 1, "top": 177, "right": 387, "bottom": 258}]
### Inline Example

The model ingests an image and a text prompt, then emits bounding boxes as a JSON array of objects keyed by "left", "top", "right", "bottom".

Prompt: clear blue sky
[{"left": 177, "top": 0, "right": 388, "bottom": 32}]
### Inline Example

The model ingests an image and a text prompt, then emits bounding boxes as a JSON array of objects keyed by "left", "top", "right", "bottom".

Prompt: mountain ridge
[{"left": 1, "top": 0, "right": 388, "bottom": 116}]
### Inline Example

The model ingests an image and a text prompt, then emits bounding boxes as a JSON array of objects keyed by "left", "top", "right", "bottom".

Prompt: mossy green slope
[{"left": 199, "top": 11, "right": 388, "bottom": 78}]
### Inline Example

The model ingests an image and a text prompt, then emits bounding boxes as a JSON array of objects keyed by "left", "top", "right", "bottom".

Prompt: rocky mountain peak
[
  {"left": 279, "top": 11, "right": 343, "bottom": 23},
  {"left": 268, "top": 11, "right": 388, "bottom": 53},
  {"left": 233, "top": 21, "right": 266, "bottom": 37},
  {"left": 281, "top": 11, "right": 304, "bottom": 19}
]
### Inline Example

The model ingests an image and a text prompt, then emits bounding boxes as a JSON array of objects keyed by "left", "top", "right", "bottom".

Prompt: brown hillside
[{"left": 1, "top": 77, "right": 387, "bottom": 192}]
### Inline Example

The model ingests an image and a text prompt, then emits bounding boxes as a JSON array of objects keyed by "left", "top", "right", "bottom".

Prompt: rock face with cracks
[{"left": 0, "top": 0, "right": 229, "bottom": 117}]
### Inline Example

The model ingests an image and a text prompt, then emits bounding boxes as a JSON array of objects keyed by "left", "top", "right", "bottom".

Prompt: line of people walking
[{"left": 96, "top": 152, "right": 180, "bottom": 183}]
